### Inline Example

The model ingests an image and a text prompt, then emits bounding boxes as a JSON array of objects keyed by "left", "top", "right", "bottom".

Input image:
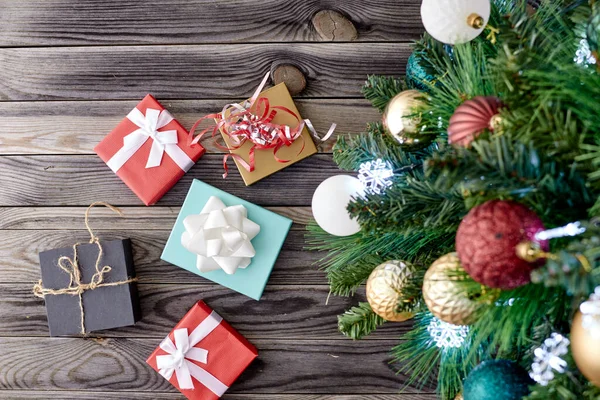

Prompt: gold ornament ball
[
  {"left": 366, "top": 260, "right": 414, "bottom": 322},
  {"left": 423, "top": 252, "right": 482, "bottom": 326},
  {"left": 383, "top": 90, "right": 425, "bottom": 146},
  {"left": 571, "top": 310, "right": 600, "bottom": 386}
]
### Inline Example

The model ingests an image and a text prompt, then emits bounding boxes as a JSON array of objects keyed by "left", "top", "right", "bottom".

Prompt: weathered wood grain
[
  {"left": 0, "top": 283, "right": 412, "bottom": 339},
  {"left": 0, "top": 230, "right": 326, "bottom": 285},
  {"left": 0, "top": 207, "right": 313, "bottom": 230},
  {"left": 0, "top": 337, "right": 429, "bottom": 393},
  {"left": 0, "top": 44, "right": 410, "bottom": 100},
  {"left": 0, "top": 154, "right": 341, "bottom": 206},
  {"left": 0, "top": 0, "right": 422, "bottom": 46},
  {"left": 0, "top": 393, "right": 436, "bottom": 400},
  {"left": 0, "top": 99, "right": 378, "bottom": 155}
]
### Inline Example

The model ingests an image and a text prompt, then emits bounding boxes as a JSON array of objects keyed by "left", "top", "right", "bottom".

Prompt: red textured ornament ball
[
  {"left": 455, "top": 200, "right": 548, "bottom": 289},
  {"left": 448, "top": 96, "right": 502, "bottom": 147}
]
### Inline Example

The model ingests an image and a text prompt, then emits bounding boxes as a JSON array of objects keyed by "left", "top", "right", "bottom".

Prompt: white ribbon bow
[
  {"left": 156, "top": 310, "right": 229, "bottom": 396},
  {"left": 181, "top": 196, "right": 261, "bottom": 275},
  {"left": 106, "top": 107, "right": 194, "bottom": 172}
]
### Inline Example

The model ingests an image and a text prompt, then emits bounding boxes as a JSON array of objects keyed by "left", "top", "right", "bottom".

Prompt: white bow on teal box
[{"left": 161, "top": 179, "right": 292, "bottom": 300}]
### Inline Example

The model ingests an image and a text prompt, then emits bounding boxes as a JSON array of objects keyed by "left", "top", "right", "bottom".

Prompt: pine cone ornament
[
  {"left": 423, "top": 253, "right": 483, "bottom": 325},
  {"left": 456, "top": 200, "right": 548, "bottom": 289},
  {"left": 448, "top": 96, "right": 502, "bottom": 147}
]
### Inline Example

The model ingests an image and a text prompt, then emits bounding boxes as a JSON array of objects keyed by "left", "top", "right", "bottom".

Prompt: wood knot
[
  {"left": 271, "top": 64, "right": 307, "bottom": 96},
  {"left": 312, "top": 10, "right": 358, "bottom": 42}
]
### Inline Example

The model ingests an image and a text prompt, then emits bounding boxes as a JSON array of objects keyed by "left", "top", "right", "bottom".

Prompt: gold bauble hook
[{"left": 467, "top": 13, "right": 484, "bottom": 29}]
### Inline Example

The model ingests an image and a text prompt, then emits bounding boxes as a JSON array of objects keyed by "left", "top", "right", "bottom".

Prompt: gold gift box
[{"left": 220, "top": 83, "right": 317, "bottom": 186}]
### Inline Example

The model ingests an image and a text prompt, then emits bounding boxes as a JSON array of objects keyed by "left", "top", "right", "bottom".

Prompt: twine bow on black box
[{"left": 33, "top": 202, "right": 138, "bottom": 335}]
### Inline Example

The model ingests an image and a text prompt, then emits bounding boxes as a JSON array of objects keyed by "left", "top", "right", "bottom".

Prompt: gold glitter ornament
[
  {"left": 571, "top": 310, "right": 600, "bottom": 386},
  {"left": 423, "top": 252, "right": 483, "bottom": 325},
  {"left": 366, "top": 260, "right": 415, "bottom": 322},
  {"left": 382, "top": 90, "right": 427, "bottom": 148}
]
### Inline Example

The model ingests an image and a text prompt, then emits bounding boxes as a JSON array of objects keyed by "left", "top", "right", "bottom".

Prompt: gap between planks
[
  {"left": 0, "top": 154, "right": 342, "bottom": 206},
  {"left": 0, "top": 0, "right": 423, "bottom": 47},
  {"left": 0, "top": 206, "right": 313, "bottom": 230},
  {"left": 0, "top": 283, "right": 416, "bottom": 340},
  {"left": 0, "top": 43, "right": 410, "bottom": 100},
  {"left": 0, "top": 99, "right": 378, "bottom": 155},
  {"left": 0, "top": 337, "right": 431, "bottom": 394}
]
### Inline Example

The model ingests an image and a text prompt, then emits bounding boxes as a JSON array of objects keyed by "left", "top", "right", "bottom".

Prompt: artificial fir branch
[
  {"left": 531, "top": 221, "right": 600, "bottom": 296},
  {"left": 348, "top": 172, "right": 465, "bottom": 236},
  {"left": 338, "top": 302, "right": 386, "bottom": 340},
  {"left": 467, "top": 284, "right": 572, "bottom": 366},
  {"left": 391, "top": 313, "right": 481, "bottom": 400},
  {"left": 428, "top": 136, "right": 594, "bottom": 225},
  {"left": 306, "top": 222, "right": 450, "bottom": 295},
  {"left": 362, "top": 75, "right": 405, "bottom": 112},
  {"left": 332, "top": 127, "right": 433, "bottom": 172},
  {"left": 307, "top": 0, "right": 600, "bottom": 397}
]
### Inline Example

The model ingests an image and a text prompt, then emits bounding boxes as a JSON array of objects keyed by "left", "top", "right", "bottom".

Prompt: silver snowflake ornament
[
  {"left": 357, "top": 159, "right": 394, "bottom": 194},
  {"left": 574, "top": 38, "right": 597, "bottom": 66},
  {"left": 530, "top": 333, "right": 570, "bottom": 386},
  {"left": 427, "top": 317, "right": 469, "bottom": 349}
]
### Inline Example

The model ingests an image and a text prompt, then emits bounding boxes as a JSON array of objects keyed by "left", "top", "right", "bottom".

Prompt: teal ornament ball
[
  {"left": 405, "top": 52, "right": 434, "bottom": 91},
  {"left": 463, "top": 360, "right": 533, "bottom": 400}
]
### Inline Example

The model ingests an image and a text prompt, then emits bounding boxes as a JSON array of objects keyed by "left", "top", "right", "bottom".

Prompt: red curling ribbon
[{"left": 189, "top": 72, "right": 336, "bottom": 178}]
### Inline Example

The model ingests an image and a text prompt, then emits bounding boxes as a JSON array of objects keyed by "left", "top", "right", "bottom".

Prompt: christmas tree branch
[{"left": 338, "top": 302, "right": 386, "bottom": 340}]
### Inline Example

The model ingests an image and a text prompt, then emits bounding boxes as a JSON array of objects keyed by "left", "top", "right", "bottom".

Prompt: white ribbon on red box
[
  {"left": 155, "top": 310, "right": 229, "bottom": 396},
  {"left": 106, "top": 107, "right": 194, "bottom": 173}
]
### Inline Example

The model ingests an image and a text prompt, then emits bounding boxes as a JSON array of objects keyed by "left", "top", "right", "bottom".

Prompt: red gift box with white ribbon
[
  {"left": 146, "top": 301, "right": 258, "bottom": 399},
  {"left": 95, "top": 95, "right": 205, "bottom": 205}
]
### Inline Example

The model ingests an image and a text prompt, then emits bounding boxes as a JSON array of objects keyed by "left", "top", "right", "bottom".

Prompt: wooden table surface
[{"left": 0, "top": 1, "right": 434, "bottom": 399}]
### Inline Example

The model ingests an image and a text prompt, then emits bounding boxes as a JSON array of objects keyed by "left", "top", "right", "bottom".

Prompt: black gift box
[{"left": 38, "top": 239, "right": 141, "bottom": 336}]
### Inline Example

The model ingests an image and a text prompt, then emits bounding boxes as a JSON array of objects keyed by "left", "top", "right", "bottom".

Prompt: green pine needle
[{"left": 338, "top": 302, "right": 386, "bottom": 340}]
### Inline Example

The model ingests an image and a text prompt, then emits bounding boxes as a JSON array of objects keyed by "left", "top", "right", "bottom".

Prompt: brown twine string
[{"left": 33, "top": 202, "right": 138, "bottom": 335}]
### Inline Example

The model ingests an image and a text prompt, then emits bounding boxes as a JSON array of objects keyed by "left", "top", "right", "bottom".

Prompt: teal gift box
[{"left": 161, "top": 179, "right": 292, "bottom": 300}]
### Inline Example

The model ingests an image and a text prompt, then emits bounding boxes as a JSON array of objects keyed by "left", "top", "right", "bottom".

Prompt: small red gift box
[
  {"left": 146, "top": 301, "right": 258, "bottom": 400},
  {"left": 95, "top": 95, "right": 205, "bottom": 206}
]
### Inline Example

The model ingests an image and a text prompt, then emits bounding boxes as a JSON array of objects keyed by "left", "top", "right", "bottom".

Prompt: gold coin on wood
[
  {"left": 271, "top": 64, "right": 307, "bottom": 96},
  {"left": 312, "top": 10, "right": 358, "bottom": 42}
]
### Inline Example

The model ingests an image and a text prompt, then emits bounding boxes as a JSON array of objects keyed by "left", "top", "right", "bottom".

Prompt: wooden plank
[
  {"left": 0, "top": 337, "right": 430, "bottom": 393},
  {"left": 0, "top": 392, "right": 435, "bottom": 399},
  {"left": 0, "top": 99, "right": 377, "bottom": 155},
  {"left": 0, "top": 43, "right": 410, "bottom": 100},
  {"left": 0, "top": 0, "right": 423, "bottom": 46},
  {"left": 0, "top": 283, "right": 412, "bottom": 339},
  {"left": 0, "top": 206, "right": 313, "bottom": 229},
  {"left": 0, "top": 154, "right": 341, "bottom": 206},
  {"left": 0, "top": 230, "right": 326, "bottom": 285}
]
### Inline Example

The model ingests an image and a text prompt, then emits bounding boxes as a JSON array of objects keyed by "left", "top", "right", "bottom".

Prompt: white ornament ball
[
  {"left": 421, "top": 0, "right": 491, "bottom": 45},
  {"left": 312, "top": 175, "right": 364, "bottom": 236}
]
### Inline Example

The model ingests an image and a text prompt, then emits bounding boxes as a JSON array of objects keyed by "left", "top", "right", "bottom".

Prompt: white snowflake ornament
[
  {"left": 357, "top": 159, "right": 394, "bottom": 194},
  {"left": 574, "top": 38, "right": 597, "bottom": 66},
  {"left": 530, "top": 333, "right": 570, "bottom": 386},
  {"left": 427, "top": 317, "right": 469, "bottom": 349}
]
